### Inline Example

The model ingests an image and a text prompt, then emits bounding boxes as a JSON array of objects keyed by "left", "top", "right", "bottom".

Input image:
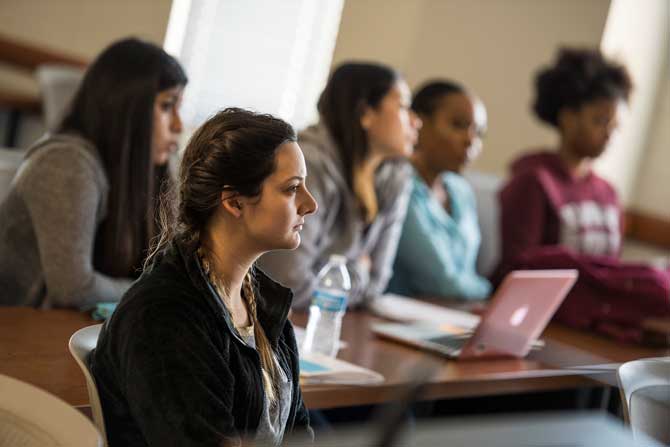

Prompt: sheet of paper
[
  {"left": 370, "top": 293, "right": 481, "bottom": 330},
  {"left": 299, "top": 352, "right": 384, "bottom": 385}
]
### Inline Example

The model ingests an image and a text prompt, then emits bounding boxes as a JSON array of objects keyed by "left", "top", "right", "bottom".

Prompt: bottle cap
[{"left": 329, "top": 254, "right": 347, "bottom": 265}]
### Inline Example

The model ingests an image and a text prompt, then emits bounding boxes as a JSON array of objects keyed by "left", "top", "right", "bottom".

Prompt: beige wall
[
  {"left": 332, "top": 0, "right": 611, "bottom": 176},
  {"left": 0, "top": 0, "right": 172, "bottom": 96},
  {"left": 596, "top": 0, "right": 670, "bottom": 207},
  {"left": 632, "top": 67, "right": 670, "bottom": 219}
]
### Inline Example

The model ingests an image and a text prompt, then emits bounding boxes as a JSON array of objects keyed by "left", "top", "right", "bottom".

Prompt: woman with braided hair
[{"left": 91, "top": 108, "right": 317, "bottom": 446}]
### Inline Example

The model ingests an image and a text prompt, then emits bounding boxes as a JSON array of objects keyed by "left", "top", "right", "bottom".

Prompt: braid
[
  {"left": 185, "top": 226, "right": 201, "bottom": 253},
  {"left": 143, "top": 175, "right": 204, "bottom": 269},
  {"left": 243, "top": 270, "right": 279, "bottom": 404},
  {"left": 198, "top": 253, "right": 277, "bottom": 404}
]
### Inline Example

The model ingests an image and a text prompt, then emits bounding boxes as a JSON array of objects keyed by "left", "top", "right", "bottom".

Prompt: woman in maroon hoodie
[
  {"left": 501, "top": 47, "right": 630, "bottom": 262},
  {"left": 497, "top": 48, "right": 670, "bottom": 341}
]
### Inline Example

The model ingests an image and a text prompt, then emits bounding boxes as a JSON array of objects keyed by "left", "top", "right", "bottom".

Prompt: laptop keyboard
[{"left": 427, "top": 334, "right": 470, "bottom": 353}]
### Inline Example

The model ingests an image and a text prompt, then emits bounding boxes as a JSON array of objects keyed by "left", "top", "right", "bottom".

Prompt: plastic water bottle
[{"left": 302, "top": 254, "right": 351, "bottom": 357}]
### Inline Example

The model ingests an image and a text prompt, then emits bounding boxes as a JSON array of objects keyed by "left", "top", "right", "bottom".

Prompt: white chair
[
  {"left": 0, "top": 373, "right": 102, "bottom": 446},
  {"left": 463, "top": 170, "right": 504, "bottom": 277},
  {"left": 69, "top": 324, "right": 108, "bottom": 446},
  {"left": 35, "top": 64, "right": 84, "bottom": 131},
  {"left": 617, "top": 357, "right": 670, "bottom": 445},
  {"left": 0, "top": 147, "right": 25, "bottom": 204}
]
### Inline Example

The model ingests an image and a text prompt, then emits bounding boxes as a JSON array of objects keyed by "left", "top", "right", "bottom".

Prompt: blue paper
[
  {"left": 299, "top": 358, "right": 330, "bottom": 373},
  {"left": 92, "top": 302, "right": 118, "bottom": 321}
]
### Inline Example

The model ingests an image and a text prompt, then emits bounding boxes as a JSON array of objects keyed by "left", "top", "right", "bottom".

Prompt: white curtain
[{"left": 164, "top": 0, "right": 344, "bottom": 131}]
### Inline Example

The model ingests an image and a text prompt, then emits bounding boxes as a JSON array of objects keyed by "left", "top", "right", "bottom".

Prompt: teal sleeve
[{"left": 395, "top": 198, "right": 491, "bottom": 300}]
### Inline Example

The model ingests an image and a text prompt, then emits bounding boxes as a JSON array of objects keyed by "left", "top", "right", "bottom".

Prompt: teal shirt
[{"left": 387, "top": 171, "right": 491, "bottom": 300}]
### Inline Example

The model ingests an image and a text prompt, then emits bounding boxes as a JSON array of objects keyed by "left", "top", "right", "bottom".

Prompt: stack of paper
[
  {"left": 370, "top": 293, "right": 480, "bottom": 330},
  {"left": 299, "top": 353, "right": 384, "bottom": 385}
]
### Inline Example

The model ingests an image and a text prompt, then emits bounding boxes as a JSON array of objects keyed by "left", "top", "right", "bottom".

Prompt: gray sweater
[
  {"left": 0, "top": 134, "right": 133, "bottom": 308},
  {"left": 258, "top": 123, "right": 412, "bottom": 309}
]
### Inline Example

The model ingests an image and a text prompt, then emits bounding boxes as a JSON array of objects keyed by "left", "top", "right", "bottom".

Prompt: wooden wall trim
[
  {"left": 625, "top": 210, "right": 670, "bottom": 250},
  {"left": 0, "top": 32, "right": 88, "bottom": 72},
  {"left": 0, "top": 90, "right": 41, "bottom": 112},
  {"left": 0, "top": 34, "right": 89, "bottom": 115}
]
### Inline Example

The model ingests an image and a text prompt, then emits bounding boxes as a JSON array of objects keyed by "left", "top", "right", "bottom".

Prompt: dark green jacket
[{"left": 90, "top": 239, "right": 311, "bottom": 446}]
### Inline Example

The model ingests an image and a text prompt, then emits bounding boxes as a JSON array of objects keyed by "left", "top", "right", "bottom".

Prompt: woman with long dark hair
[
  {"left": 0, "top": 37, "right": 187, "bottom": 308},
  {"left": 258, "top": 62, "right": 422, "bottom": 308},
  {"left": 91, "top": 108, "right": 316, "bottom": 446}
]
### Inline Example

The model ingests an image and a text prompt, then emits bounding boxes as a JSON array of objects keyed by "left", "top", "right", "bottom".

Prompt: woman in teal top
[{"left": 388, "top": 80, "right": 491, "bottom": 300}]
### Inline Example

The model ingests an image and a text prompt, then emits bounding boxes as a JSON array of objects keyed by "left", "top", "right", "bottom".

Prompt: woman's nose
[
  {"left": 412, "top": 112, "right": 422, "bottom": 130},
  {"left": 172, "top": 110, "right": 183, "bottom": 134},
  {"left": 300, "top": 188, "right": 318, "bottom": 216}
]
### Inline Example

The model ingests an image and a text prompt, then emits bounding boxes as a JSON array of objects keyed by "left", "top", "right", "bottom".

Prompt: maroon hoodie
[
  {"left": 499, "top": 150, "right": 621, "bottom": 268},
  {"left": 496, "top": 151, "right": 670, "bottom": 342}
]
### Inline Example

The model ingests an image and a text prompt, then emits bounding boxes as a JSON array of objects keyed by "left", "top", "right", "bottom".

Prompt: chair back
[
  {"left": 617, "top": 357, "right": 670, "bottom": 444},
  {"left": 35, "top": 64, "right": 84, "bottom": 131},
  {"left": 0, "top": 373, "right": 102, "bottom": 446},
  {"left": 463, "top": 170, "right": 504, "bottom": 277},
  {"left": 0, "top": 148, "right": 24, "bottom": 203},
  {"left": 69, "top": 324, "right": 107, "bottom": 446}
]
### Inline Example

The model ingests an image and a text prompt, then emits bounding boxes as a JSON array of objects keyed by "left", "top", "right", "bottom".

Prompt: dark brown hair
[
  {"left": 60, "top": 37, "right": 187, "bottom": 278},
  {"left": 150, "top": 108, "right": 297, "bottom": 256},
  {"left": 317, "top": 62, "right": 400, "bottom": 189}
]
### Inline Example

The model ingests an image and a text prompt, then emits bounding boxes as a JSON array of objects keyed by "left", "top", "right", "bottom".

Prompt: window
[{"left": 164, "top": 0, "right": 344, "bottom": 131}]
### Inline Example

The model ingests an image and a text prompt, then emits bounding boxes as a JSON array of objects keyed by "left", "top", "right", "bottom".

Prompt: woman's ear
[
  {"left": 360, "top": 104, "right": 375, "bottom": 131},
  {"left": 417, "top": 112, "right": 432, "bottom": 130},
  {"left": 557, "top": 107, "right": 577, "bottom": 133},
  {"left": 221, "top": 192, "right": 243, "bottom": 218}
]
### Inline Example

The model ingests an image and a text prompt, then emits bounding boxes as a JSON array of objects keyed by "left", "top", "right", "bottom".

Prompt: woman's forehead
[
  {"left": 270, "top": 142, "right": 306, "bottom": 179},
  {"left": 437, "top": 93, "right": 473, "bottom": 115}
]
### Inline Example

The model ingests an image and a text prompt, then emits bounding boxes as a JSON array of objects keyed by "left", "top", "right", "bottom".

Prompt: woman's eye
[
  {"left": 161, "top": 101, "right": 175, "bottom": 111},
  {"left": 287, "top": 185, "right": 300, "bottom": 193}
]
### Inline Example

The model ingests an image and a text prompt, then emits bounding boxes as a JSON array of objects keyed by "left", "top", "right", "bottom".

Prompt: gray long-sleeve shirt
[
  {"left": 0, "top": 134, "right": 133, "bottom": 308},
  {"left": 258, "top": 123, "right": 411, "bottom": 309}
]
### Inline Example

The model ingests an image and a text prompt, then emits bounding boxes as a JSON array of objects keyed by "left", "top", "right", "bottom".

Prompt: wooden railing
[
  {"left": 0, "top": 33, "right": 88, "bottom": 113},
  {"left": 625, "top": 210, "right": 670, "bottom": 250},
  {"left": 0, "top": 32, "right": 87, "bottom": 74},
  {"left": 0, "top": 33, "right": 89, "bottom": 145}
]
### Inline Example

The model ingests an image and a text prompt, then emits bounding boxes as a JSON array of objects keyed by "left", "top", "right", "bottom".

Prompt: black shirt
[{"left": 90, "top": 239, "right": 311, "bottom": 446}]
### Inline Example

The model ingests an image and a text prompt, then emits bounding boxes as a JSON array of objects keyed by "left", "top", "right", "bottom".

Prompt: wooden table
[
  {"left": 0, "top": 308, "right": 93, "bottom": 406},
  {"left": 0, "top": 308, "right": 668, "bottom": 410},
  {"left": 293, "top": 312, "right": 670, "bottom": 409}
]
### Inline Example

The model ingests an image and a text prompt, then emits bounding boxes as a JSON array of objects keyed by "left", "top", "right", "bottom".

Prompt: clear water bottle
[{"left": 302, "top": 254, "right": 351, "bottom": 357}]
